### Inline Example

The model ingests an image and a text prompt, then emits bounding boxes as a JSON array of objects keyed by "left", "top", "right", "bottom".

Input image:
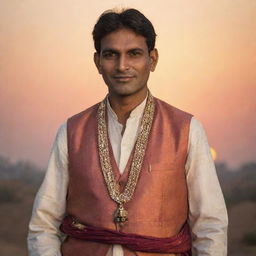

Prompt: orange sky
[{"left": 0, "top": 0, "right": 256, "bottom": 168}]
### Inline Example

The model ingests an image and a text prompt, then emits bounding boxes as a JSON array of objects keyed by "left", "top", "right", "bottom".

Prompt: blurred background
[{"left": 0, "top": 0, "right": 255, "bottom": 255}]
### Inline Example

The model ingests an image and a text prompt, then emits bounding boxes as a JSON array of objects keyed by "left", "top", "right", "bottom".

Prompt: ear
[
  {"left": 94, "top": 52, "right": 102, "bottom": 74},
  {"left": 149, "top": 48, "right": 159, "bottom": 72}
]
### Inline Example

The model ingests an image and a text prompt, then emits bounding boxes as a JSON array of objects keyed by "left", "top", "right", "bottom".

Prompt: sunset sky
[{"left": 0, "top": 0, "right": 255, "bottom": 169}]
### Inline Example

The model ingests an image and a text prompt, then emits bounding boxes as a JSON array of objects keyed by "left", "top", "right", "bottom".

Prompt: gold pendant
[{"left": 114, "top": 204, "right": 128, "bottom": 224}]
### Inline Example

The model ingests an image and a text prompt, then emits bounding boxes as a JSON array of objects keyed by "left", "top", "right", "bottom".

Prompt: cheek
[
  {"left": 100, "top": 67, "right": 112, "bottom": 77},
  {"left": 139, "top": 62, "right": 152, "bottom": 76},
  {"left": 100, "top": 61, "right": 115, "bottom": 73}
]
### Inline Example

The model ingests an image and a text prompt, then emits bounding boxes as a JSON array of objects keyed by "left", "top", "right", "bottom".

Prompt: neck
[{"left": 108, "top": 88, "right": 148, "bottom": 125}]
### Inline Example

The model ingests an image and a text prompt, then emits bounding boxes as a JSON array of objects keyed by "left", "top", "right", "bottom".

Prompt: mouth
[{"left": 113, "top": 75, "right": 134, "bottom": 82}]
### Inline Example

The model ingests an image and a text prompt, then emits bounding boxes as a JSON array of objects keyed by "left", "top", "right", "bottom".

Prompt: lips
[{"left": 113, "top": 75, "right": 134, "bottom": 82}]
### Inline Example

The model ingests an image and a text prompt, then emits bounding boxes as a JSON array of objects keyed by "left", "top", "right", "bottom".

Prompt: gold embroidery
[
  {"left": 97, "top": 93, "right": 155, "bottom": 224},
  {"left": 72, "top": 220, "right": 86, "bottom": 230}
]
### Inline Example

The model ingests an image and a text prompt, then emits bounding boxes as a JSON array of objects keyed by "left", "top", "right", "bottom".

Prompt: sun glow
[{"left": 210, "top": 147, "right": 217, "bottom": 161}]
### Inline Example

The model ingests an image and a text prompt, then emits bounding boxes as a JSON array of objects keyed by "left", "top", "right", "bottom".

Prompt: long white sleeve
[
  {"left": 186, "top": 118, "right": 228, "bottom": 256},
  {"left": 27, "top": 123, "right": 68, "bottom": 256}
]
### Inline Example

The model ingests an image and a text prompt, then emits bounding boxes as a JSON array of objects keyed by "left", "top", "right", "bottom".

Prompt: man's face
[{"left": 94, "top": 28, "right": 158, "bottom": 97}]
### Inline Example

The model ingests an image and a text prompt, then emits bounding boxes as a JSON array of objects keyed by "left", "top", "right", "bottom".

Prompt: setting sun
[{"left": 210, "top": 147, "right": 217, "bottom": 161}]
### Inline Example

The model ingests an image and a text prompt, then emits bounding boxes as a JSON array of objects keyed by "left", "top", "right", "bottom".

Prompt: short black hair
[{"left": 92, "top": 8, "right": 157, "bottom": 53}]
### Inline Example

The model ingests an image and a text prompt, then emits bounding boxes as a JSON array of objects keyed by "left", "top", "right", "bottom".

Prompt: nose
[{"left": 116, "top": 55, "right": 130, "bottom": 72}]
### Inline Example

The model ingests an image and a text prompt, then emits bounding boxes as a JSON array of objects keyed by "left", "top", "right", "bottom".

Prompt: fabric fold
[{"left": 60, "top": 215, "right": 191, "bottom": 255}]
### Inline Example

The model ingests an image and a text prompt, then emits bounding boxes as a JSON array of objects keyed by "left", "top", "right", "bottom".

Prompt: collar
[{"left": 106, "top": 94, "right": 148, "bottom": 122}]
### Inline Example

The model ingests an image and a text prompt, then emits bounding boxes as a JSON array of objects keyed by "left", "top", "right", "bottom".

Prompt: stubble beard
[{"left": 107, "top": 82, "right": 147, "bottom": 98}]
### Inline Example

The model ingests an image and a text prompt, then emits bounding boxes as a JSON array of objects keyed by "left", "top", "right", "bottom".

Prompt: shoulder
[
  {"left": 55, "top": 121, "right": 67, "bottom": 142},
  {"left": 154, "top": 96, "right": 193, "bottom": 123},
  {"left": 189, "top": 117, "right": 208, "bottom": 142},
  {"left": 68, "top": 102, "right": 100, "bottom": 124},
  {"left": 187, "top": 117, "right": 212, "bottom": 159},
  {"left": 66, "top": 101, "right": 102, "bottom": 138}
]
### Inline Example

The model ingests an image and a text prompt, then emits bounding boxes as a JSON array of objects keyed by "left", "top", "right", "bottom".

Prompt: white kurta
[{"left": 27, "top": 97, "right": 228, "bottom": 256}]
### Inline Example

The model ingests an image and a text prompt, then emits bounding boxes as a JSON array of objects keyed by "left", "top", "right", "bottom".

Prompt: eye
[
  {"left": 129, "top": 50, "right": 143, "bottom": 57},
  {"left": 102, "top": 51, "right": 117, "bottom": 59}
]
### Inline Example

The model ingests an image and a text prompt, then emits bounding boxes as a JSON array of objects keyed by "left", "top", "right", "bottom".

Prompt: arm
[
  {"left": 186, "top": 117, "right": 228, "bottom": 256},
  {"left": 27, "top": 122, "right": 68, "bottom": 256}
]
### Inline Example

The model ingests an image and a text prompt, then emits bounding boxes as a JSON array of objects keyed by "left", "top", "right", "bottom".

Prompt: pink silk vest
[{"left": 61, "top": 97, "right": 192, "bottom": 256}]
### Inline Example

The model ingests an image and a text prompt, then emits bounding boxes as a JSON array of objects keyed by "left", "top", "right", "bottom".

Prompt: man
[{"left": 28, "top": 8, "right": 228, "bottom": 256}]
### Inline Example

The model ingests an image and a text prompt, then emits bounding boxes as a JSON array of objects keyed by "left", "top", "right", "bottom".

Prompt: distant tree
[
  {"left": 0, "top": 155, "right": 12, "bottom": 179},
  {"left": 0, "top": 155, "right": 44, "bottom": 185},
  {"left": 0, "top": 186, "right": 20, "bottom": 203},
  {"left": 216, "top": 162, "right": 256, "bottom": 207}
]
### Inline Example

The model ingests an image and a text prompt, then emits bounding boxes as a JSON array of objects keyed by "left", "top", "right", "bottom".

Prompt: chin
[
  {"left": 109, "top": 85, "right": 134, "bottom": 96},
  {"left": 109, "top": 84, "right": 146, "bottom": 98},
  {"left": 112, "top": 88, "right": 142, "bottom": 97}
]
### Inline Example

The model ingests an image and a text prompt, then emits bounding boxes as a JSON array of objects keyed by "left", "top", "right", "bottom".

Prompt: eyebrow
[
  {"left": 128, "top": 48, "right": 144, "bottom": 53},
  {"left": 101, "top": 48, "right": 119, "bottom": 54},
  {"left": 101, "top": 47, "right": 145, "bottom": 54}
]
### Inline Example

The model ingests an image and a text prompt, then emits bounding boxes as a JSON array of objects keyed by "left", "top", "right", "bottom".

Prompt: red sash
[{"left": 60, "top": 215, "right": 191, "bottom": 255}]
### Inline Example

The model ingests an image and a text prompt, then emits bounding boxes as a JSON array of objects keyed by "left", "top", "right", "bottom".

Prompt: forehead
[{"left": 100, "top": 28, "right": 148, "bottom": 52}]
